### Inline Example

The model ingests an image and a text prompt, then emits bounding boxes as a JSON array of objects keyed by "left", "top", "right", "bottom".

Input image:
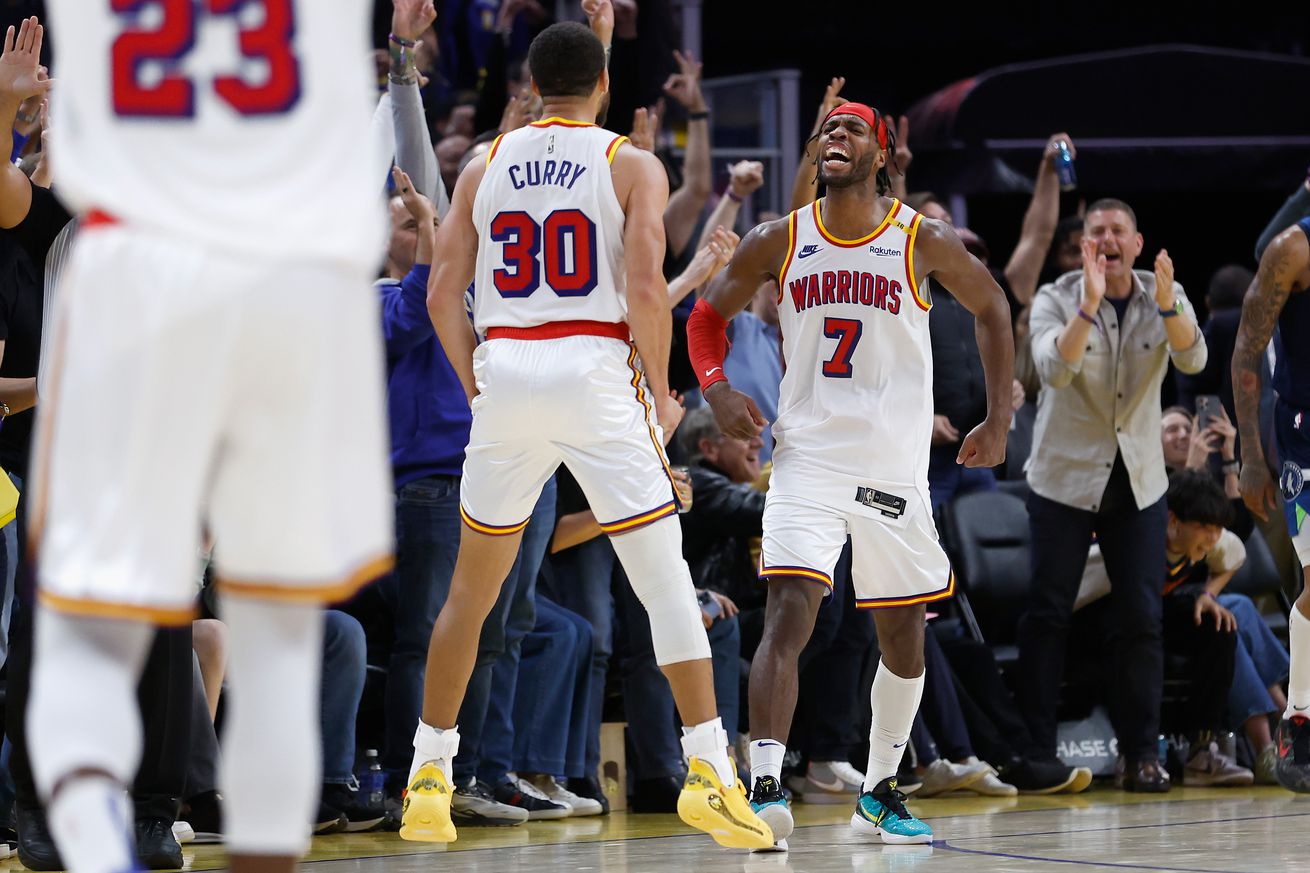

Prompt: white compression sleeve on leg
[
  {"left": 863, "top": 659, "right": 925, "bottom": 792},
  {"left": 608, "top": 517, "right": 711, "bottom": 665},
  {"left": 28, "top": 607, "right": 152, "bottom": 873},
  {"left": 220, "top": 595, "right": 325, "bottom": 857},
  {"left": 1286, "top": 604, "right": 1310, "bottom": 718},
  {"left": 28, "top": 607, "right": 154, "bottom": 796}
]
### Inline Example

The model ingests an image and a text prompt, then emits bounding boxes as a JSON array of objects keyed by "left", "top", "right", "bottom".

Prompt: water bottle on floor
[{"left": 362, "top": 749, "right": 386, "bottom": 810}]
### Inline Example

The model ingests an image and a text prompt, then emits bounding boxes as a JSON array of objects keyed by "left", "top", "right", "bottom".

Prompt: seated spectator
[
  {"left": 1078, "top": 471, "right": 1255, "bottom": 786},
  {"left": 1164, "top": 470, "right": 1286, "bottom": 784},
  {"left": 1159, "top": 471, "right": 1254, "bottom": 786},
  {"left": 510, "top": 592, "right": 603, "bottom": 815}
]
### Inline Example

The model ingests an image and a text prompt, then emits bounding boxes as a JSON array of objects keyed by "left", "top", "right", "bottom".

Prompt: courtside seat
[{"left": 939, "top": 491, "right": 1032, "bottom": 667}]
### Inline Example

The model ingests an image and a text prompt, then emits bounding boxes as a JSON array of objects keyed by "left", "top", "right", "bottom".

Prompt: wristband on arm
[{"left": 687, "top": 298, "right": 731, "bottom": 392}]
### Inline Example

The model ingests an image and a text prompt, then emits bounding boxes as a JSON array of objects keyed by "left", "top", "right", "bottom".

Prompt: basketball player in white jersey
[
  {"left": 397, "top": 19, "right": 771, "bottom": 849},
  {"left": 27, "top": 5, "right": 392, "bottom": 873},
  {"left": 688, "top": 102, "right": 1014, "bottom": 846}
]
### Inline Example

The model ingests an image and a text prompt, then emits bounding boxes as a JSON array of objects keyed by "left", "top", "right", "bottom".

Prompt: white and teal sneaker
[
  {"left": 749, "top": 775, "right": 793, "bottom": 851},
  {"left": 849, "top": 777, "right": 932, "bottom": 845}
]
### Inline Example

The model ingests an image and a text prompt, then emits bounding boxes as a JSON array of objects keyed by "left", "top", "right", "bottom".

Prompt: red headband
[{"left": 823, "top": 102, "right": 887, "bottom": 149}]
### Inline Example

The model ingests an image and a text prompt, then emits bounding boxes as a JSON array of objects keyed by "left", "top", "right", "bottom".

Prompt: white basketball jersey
[
  {"left": 772, "top": 197, "right": 934, "bottom": 501},
  {"left": 46, "top": 0, "right": 383, "bottom": 269},
  {"left": 471, "top": 119, "right": 629, "bottom": 331}
]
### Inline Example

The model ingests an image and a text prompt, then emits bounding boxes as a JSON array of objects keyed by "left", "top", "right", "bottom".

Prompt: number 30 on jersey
[
  {"left": 491, "top": 210, "right": 598, "bottom": 298},
  {"left": 111, "top": 0, "right": 301, "bottom": 118}
]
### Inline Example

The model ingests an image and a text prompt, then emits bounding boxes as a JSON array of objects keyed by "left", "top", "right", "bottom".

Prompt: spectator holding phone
[{"left": 1161, "top": 406, "right": 1252, "bottom": 539}]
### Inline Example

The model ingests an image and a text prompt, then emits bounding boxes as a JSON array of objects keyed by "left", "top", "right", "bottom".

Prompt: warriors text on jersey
[
  {"left": 471, "top": 119, "right": 630, "bottom": 331},
  {"left": 45, "top": 0, "right": 383, "bottom": 269},
  {"left": 771, "top": 197, "right": 933, "bottom": 505}
]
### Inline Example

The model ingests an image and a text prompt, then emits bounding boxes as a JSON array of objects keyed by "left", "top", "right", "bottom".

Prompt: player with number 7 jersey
[{"left": 688, "top": 101, "right": 1014, "bottom": 848}]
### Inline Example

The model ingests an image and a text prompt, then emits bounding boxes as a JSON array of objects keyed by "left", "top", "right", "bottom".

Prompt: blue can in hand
[{"left": 1054, "top": 140, "right": 1076, "bottom": 191}]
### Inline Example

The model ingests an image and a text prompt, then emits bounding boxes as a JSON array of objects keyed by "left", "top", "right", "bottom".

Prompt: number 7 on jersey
[{"left": 822, "top": 317, "right": 863, "bottom": 379}]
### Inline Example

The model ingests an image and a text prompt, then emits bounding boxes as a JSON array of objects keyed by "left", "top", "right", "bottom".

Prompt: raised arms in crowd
[
  {"left": 1004, "top": 133, "right": 1077, "bottom": 306},
  {"left": 0, "top": 17, "right": 49, "bottom": 231}
]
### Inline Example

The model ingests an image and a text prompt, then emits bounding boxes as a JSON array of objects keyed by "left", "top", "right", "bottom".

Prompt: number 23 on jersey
[{"left": 111, "top": 0, "right": 301, "bottom": 118}]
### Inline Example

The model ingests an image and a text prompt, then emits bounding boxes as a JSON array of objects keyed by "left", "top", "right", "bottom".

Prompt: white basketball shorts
[
  {"left": 759, "top": 478, "right": 954, "bottom": 609},
  {"left": 31, "top": 221, "right": 394, "bottom": 624},
  {"left": 459, "top": 331, "right": 678, "bottom": 537}
]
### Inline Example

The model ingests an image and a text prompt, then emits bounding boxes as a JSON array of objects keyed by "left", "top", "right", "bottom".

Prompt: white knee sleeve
[
  {"left": 609, "top": 517, "right": 711, "bottom": 666},
  {"left": 28, "top": 607, "right": 153, "bottom": 799},
  {"left": 220, "top": 596, "right": 325, "bottom": 857}
]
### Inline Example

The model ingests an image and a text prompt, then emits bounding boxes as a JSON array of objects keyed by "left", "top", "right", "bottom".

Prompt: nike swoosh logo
[
  {"left": 704, "top": 367, "right": 722, "bottom": 377},
  {"left": 755, "top": 740, "right": 783, "bottom": 748},
  {"left": 807, "top": 775, "right": 849, "bottom": 792},
  {"left": 892, "top": 741, "right": 907, "bottom": 748},
  {"left": 796, "top": 244, "right": 821, "bottom": 259},
  {"left": 1295, "top": 705, "right": 1309, "bottom": 712}
]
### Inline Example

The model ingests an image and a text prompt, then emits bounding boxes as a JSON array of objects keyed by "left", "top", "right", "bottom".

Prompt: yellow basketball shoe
[
  {"left": 677, "top": 757, "right": 774, "bottom": 849},
  {"left": 399, "top": 763, "right": 457, "bottom": 843}
]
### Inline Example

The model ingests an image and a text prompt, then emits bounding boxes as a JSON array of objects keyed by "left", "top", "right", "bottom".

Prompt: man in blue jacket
[{"left": 378, "top": 170, "right": 538, "bottom": 823}]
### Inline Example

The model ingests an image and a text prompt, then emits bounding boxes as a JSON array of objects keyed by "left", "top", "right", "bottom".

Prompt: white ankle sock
[
  {"left": 681, "top": 717, "right": 736, "bottom": 788},
  {"left": 1286, "top": 605, "right": 1310, "bottom": 719},
  {"left": 863, "top": 660, "right": 924, "bottom": 792},
  {"left": 47, "top": 776, "right": 135, "bottom": 873},
  {"left": 410, "top": 722, "right": 461, "bottom": 784},
  {"left": 749, "top": 739, "right": 786, "bottom": 783}
]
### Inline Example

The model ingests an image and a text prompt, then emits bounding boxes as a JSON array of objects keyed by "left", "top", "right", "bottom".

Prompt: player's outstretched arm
[
  {"left": 691, "top": 218, "right": 789, "bottom": 439},
  {"left": 426, "top": 158, "right": 486, "bottom": 402},
  {"left": 917, "top": 219, "right": 1015, "bottom": 467},
  {"left": 0, "top": 17, "right": 51, "bottom": 230},
  {"left": 1233, "top": 225, "right": 1306, "bottom": 519}
]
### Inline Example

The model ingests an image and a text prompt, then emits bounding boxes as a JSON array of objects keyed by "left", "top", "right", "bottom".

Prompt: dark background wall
[{"left": 7, "top": 0, "right": 1309, "bottom": 309}]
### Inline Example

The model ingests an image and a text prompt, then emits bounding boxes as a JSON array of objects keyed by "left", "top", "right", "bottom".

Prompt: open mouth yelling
[{"left": 823, "top": 143, "right": 851, "bottom": 171}]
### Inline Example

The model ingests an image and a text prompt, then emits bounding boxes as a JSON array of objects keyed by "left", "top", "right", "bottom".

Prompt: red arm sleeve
[{"left": 687, "top": 297, "right": 731, "bottom": 392}]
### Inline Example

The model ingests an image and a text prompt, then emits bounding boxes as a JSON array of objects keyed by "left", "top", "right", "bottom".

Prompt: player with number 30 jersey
[{"left": 401, "top": 19, "right": 772, "bottom": 851}]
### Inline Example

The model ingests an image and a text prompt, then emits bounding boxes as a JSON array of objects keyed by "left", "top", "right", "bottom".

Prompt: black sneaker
[
  {"left": 135, "top": 817, "right": 184, "bottom": 870},
  {"left": 999, "top": 757, "right": 1089, "bottom": 795},
  {"left": 321, "top": 783, "right": 388, "bottom": 833},
  {"left": 451, "top": 778, "right": 529, "bottom": 826},
  {"left": 313, "top": 803, "right": 348, "bottom": 835},
  {"left": 181, "top": 790, "right": 223, "bottom": 844},
  {"left": 491, "top": 777, "right": 570, "bottom": 820},
  {"left": 1276, "top": 715, "right": 1310, "bottom": 793},
  {"left": 16, "top": 804, "right": 64, "bottom": 872},
  {"left": 566, "top": 776, "right": 610, "bottom": 815},
  {"left": 630, "top": 775, "right": 682, "bottom": 813}
]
